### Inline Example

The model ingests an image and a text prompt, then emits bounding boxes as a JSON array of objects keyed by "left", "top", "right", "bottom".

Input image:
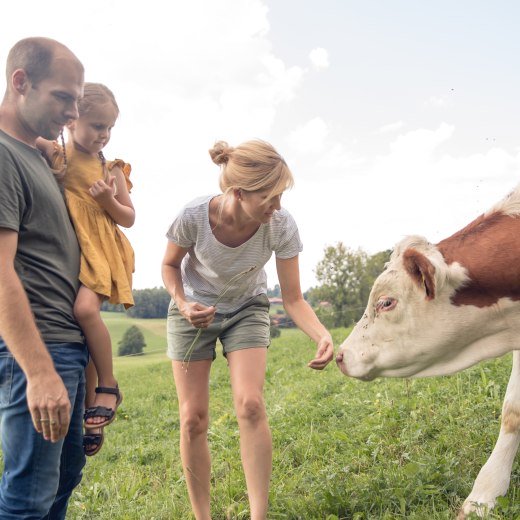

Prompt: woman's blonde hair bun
[
  {"left": 211, "top": 139, "right": 294, "bottom": 198},
  {"left": 209, "top": 141, "right": 233, "bottom": 166}
]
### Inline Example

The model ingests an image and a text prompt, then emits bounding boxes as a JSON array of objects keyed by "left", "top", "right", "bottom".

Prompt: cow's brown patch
[{"left": 437, "top": 212, "right": 520, "bottom": 307}]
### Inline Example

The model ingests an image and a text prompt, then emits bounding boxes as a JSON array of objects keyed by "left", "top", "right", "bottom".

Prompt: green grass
[{"left": 22, "top": 312, "right": 520, "bottom": 518}]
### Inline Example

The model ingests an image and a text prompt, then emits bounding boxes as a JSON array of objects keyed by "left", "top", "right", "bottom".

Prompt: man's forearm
[{"left": 0, "top": 268, "right": 55, "bottom": 378}]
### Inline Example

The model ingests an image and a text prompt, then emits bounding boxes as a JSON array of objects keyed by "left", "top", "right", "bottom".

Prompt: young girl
[
  {"left": 162, "top": 140, "right": 333, "bottom": 519},
  {"left": 38, "top": 82, "right": 134, "bottom": 456}
]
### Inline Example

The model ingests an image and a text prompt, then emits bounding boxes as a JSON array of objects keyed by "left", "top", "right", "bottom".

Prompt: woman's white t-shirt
[{"left": 166, "top": 195, "right": 303, "bottom": 314}]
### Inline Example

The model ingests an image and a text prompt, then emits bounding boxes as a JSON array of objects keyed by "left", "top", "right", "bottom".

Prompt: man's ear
[
  {"left": 12, "top": 69, "right": 28, "bottom": 94},
  {"left": 66, "top": 120, "right": 75, "bottom": 131}
]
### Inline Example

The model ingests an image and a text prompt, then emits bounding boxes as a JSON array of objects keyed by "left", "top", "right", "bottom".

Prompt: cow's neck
[{"left": 437, "top": 212, "right": 520, "bottom": 307}]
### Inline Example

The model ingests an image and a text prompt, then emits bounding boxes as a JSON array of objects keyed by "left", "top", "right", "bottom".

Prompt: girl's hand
[
  {"left": 89, "top": 176, "right": 116, "bottom": 206},
  {"left": 307, "top": 335, "right": 334, "bottom": 370},
  {"left": 178, "top": 302, "right": 216, "bottom": 329}
]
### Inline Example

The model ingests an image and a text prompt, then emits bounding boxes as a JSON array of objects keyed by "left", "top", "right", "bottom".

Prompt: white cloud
[
  {"left": 276, "top": 122, "right": 520, "bottom": 290},
  {"left": 2, "top": 1, "right": 518, "bottom": 296},
  {"left": 386, "top": 123, "right": 454, "bottom": 162},
  {"left": 426, "top": 95, "right": 448, "bottom": 107},
  {"left": 287, "top": 117, "right": 329, "bottom": 154},
  {"left": 376, "top": 121, "right": 405, "bottom": 134},
  {"left": 309, "top": 47, "right": 330, "bottom": 69}
]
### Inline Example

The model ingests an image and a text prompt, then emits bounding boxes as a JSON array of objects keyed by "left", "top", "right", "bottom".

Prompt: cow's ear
[{"left": 402, "top": 248, "right": 436, "bottom": 300}]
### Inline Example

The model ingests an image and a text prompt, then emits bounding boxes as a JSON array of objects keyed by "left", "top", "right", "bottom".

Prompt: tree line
[{"left": 102, "top": 243, "right": 391, "bottom": 328}]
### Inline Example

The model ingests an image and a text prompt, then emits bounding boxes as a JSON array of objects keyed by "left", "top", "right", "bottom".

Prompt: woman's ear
[{"left": 234, "top": 188, "right": 242, "bottom": 201}]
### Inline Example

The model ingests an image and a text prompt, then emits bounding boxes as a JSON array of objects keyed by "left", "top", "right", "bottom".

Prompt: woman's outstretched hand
[{"left": 307, "top": 335, "right": 334, "bottom": 370}]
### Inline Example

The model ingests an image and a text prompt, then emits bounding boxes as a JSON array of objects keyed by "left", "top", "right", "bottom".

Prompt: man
[{"left": 0, "top": 37, "right": 86, "bottom": 518}]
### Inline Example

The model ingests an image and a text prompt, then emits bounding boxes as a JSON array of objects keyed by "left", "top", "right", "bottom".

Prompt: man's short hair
[{"left": 6, "top": 37, "right": 57, "bottom": 86}]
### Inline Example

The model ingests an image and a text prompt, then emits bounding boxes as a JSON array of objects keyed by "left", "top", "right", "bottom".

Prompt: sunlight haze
[{"left": 2, "top": 0, "right": 519, "bottom": 291}]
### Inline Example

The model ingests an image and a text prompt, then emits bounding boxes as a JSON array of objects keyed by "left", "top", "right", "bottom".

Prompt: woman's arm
[
  {"left": 276, "top": 255, "right": 334, "bottom": 370},
  {"left": 161, "top": 240, "right": 215, "bottom": 328},
  {"left": 89, "top": 166, "right": 135, "bottom": 228}
]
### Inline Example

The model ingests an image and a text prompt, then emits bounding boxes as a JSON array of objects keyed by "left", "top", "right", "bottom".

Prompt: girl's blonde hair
[
  {"left": 78, "top": 82, "right": 119, "bottom": 118},
  {"left": 209, "top": 140, "right": 294, "bottom": 198},
  {"left": 61, "top": 83, "right": 119, "bottom": 187}
]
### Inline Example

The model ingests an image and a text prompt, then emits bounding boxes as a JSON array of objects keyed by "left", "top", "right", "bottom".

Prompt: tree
[
  {"left": 359, "top": 249, "right": 392, "bottom": 307},
  {"left": 270, "top": 325, "right": 281, "bottom": 339},
  {"left": 312, "top": 243, "right": 392, "bottom": 327},
  {"left": 267, "top": 284, "right": 281, "bottom": 298},
  {"left": 118, "top": 325, "right": 146, "bottom": 356},
  {"left": 126, "top": 287, "right": 171, "bottom": 319}
]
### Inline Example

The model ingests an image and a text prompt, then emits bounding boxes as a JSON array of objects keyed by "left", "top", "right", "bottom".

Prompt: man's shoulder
[{"left": 0, "top": 130, "right": 32, "bottom": 162}]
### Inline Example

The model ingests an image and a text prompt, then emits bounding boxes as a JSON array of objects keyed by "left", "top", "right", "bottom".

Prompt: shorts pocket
[
  {"left": 0, "top": 353, "right": 14, "bottom": 406},
  {"left": 167, "top": 299, "right": 178, "bottom": 316}
]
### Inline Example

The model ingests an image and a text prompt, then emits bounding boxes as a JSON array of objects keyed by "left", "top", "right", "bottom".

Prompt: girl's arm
[
  {"left": 35, "top": 137, "right": 55, "bottom": 161},
  {"left": 276, "top": 255, "right": 334, "bottom": 370},
  {"left": 89, "top": 165, "right": 135, "bottom": 228},
  {"left": 161, "top": 241, "right": 215, "bottom": 327}
]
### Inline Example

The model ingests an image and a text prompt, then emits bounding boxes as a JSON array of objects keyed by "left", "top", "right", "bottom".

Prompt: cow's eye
[{"left": 376, "top": 297, "right": 397, "bottom": 313}]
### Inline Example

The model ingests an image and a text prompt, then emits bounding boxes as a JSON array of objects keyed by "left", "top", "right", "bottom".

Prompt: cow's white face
[{"left": 336, "top": 236, "right": 516, "bottom": 380}]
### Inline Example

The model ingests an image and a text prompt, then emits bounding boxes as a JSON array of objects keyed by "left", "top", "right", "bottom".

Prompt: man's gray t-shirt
[
  {"left": 0, "top": 130, "right": 82, "bottom": 343},
  {"left": 166, "top": 195, "right": 303, "bottom": 314}
]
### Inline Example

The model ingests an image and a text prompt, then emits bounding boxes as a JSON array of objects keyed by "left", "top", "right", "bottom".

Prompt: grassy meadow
[{"left": 60, "top": 312, "right": 520, "bottom": 519}]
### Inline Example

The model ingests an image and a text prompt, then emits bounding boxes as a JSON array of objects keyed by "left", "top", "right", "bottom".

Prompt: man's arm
[{"left": 0, "top": 228, "right": 71, "bottom": 442}]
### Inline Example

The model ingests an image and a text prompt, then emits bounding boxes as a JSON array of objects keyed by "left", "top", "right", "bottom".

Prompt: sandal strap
[
  {"left": 84, "top": 406, "right": 115, "bottom": 420},
  {"left": 83, "top": 433, "right": 103, "bottom": 444},
  {"left": 95, "top": 386, "right": 120, "bottom": 396}
]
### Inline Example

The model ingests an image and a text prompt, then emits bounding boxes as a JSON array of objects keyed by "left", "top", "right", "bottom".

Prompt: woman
[{"left": 161, "top": 139, "right": 333, "bottom": 520}]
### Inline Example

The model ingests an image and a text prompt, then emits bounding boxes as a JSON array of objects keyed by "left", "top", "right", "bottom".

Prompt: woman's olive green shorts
[{"left": 166, "top": 294, "right": 271, "bottom": 361}]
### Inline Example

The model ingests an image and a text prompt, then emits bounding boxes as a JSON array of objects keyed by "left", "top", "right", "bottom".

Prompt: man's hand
[{"left": 26, "top": 371, "right": 71, "bottom": 442}]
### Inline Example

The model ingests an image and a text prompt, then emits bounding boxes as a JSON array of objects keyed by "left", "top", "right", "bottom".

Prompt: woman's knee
[
  {"left": 235, "top": 395, "right": 266, "bottom": 424},
  {"left": 180, "top": 408, "right": 209, "bottom": 438}
]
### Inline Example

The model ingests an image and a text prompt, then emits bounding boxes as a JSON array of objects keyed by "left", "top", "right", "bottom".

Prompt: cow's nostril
[{"left": 335, "top": 352, "right": 344, "bottom": 363}]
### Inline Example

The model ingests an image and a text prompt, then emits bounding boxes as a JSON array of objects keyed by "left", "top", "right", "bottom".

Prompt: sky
[{"left": 2, "top": 0, "right": 520, "bottom": 291}]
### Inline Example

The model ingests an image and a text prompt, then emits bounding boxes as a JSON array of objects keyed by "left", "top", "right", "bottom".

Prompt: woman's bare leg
[
  {"left": 227, "top": 348, "right": 271, "bottom": 520},
  {"left": 172, "top": 359, "right": 212, "bottom": 520}
]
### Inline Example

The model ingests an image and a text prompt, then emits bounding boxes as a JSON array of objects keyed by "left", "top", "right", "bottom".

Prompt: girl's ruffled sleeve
[{"left": 108, "top": 159, "right": 133, "bottom": 192}]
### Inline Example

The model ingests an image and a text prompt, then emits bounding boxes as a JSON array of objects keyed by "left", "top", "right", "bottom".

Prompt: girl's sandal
[
  {"left": 84, "top": 385, "right": 123, "bottom": 429},
  {"left": 83, "top": 429, "right": 104, "bottom": 456}
]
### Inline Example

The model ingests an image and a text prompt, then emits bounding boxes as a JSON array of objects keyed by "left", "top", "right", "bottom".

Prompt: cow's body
[{"left": 336, "top": 186, "right": 520, "bottom": 518}]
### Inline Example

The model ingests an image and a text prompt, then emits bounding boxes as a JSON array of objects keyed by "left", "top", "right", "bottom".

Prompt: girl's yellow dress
[{"left": 52, "top": 143, "right": 135, "bottom": 308}]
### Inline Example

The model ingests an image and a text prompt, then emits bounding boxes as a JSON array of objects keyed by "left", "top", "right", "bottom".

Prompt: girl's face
[
  {"left": 68, "top": 102, "right": 118, "bottom": 155},
  {"left": 240, "top": 189, "right": 283, "bottom": 224}
]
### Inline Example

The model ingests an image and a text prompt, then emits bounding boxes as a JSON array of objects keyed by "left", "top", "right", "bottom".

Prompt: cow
[{"left": 336, "top": 185, "right": 520, "bottom": 519}]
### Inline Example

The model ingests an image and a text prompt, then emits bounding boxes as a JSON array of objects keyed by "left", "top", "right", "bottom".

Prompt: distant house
[
  {"left": 318, "top": 301, "right": 332, "bottom": 309},
  {"left": 269, "top": 297, "right": 283, "bottom": 305}
]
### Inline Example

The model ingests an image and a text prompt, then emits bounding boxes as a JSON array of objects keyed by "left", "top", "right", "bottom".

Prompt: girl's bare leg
[
  {"left": 83, "top": 359, "right": 103, "bottom": 453},
  {"left": 227, "top": 348, "right": 271, "bottom": 520},
  {"left": 74, "top": 285, "right": 117, "bottom": 426},
  {"left": 172, "top": 360, "right": 212, "bottom": 520},
  {"left": 85, "top": 358, "right": 98, "bottom": 409}
]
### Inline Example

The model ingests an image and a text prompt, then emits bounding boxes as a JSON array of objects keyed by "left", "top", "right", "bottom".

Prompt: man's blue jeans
[{"left": 0, "top": 341, "right": 88, "bottom": 519}]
